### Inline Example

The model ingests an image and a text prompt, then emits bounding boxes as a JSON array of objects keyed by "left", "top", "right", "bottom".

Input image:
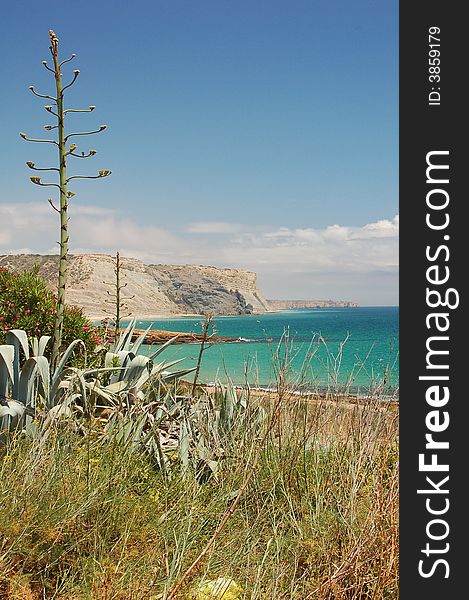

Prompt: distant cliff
[
  {"left": 268, "top": 299, "right": 358, "bottom": 309},
  {"left": 0, "top": 254, "right": 270, "bottom": 318}
]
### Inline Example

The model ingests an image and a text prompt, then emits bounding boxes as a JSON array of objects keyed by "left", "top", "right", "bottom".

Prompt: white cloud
[
  {"left": 186, "top": 221, "right": 245, "bottom": 234},
  {"left": 0, "top": 202, "right": 398, "bottom": 303},
  {"left": 0, "top": 231, "right": 10, "bottom": 245},
  {"left": 357, "top": 214, "right": 399, "bottom": 238},
  {"left": 0, "top": 202, "right": 184, "bottom": 262},
  {"left": 221, "top": 216, "right": 399, "bottom": 273}
]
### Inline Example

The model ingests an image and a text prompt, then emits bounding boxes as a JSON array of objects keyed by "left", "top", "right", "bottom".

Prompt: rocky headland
[
  {"left": 0, "top": 254, "right": 359, "bottom": 320},
  {"left": 0, "top": 253, "right": 270, "bottom": 318},
  {"left": 268, "top": 299, "right": 358, "bottom": 309}
]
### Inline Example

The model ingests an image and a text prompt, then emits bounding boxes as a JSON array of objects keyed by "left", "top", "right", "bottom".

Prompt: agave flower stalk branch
[
  {"left": 19, "top": 132, "right": 58, "bottom": 145},
  {"left": 61, "top": 69, "right": 80, "bottom": 93},
  {"left": 66, "top": 171, "right": 111, "bottom": 183},
  {"left": 26, "top": 162, "right": 59, "bottom": 172},
  {"left": 48, "top": 198, "right": 60, "bottom": 213},
  {"left": 41, "top": 60, "right": 55, "bottom": 74},
  {"left": 64, "top": 106, "right": 96, "bottom": 114},
  {"left": 29, "top": 178, "right": 61, "bottom": 189},
  {"left": 65, "top": 125, "right": 107, "bottom": 141},
  {"left": 68, "top": 150, "right": 97, "bottom": 159},
  {"left": 65, "top": 144, "right": 78, "bottom": 156},
  {"left": 28, "top": 85, "right": 56, "bottom": 101},
  {"left": 59, "top": 53, "right": 76, "bottom": 68},
  {"left": 44, "top": 105, "right": 59, "bottom": 117}
]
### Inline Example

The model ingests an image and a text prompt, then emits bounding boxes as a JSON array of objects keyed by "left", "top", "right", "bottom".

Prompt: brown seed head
[{"left": 49, "top": 30, "right": 59, "bottom": 56}]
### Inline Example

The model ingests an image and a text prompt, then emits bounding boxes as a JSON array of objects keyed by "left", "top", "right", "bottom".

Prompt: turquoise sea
[{"left": 131, "top": 307, "right": 399, "bottom": 395}]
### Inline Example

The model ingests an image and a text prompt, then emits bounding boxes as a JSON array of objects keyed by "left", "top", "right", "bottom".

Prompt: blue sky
[{"left": 0, "top": 0, "right": 398, "bottom": 304}]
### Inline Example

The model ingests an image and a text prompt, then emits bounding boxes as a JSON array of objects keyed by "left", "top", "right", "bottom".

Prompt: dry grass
[{"left": 0, "top": 383, "right": 398, "bottom": 599}]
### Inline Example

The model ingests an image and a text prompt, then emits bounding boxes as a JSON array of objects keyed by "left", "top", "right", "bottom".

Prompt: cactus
[{"left": 20, "top": 30, "right": 111, "bottom": 369}]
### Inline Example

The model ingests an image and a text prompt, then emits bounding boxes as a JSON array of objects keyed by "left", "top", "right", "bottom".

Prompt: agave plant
[
  {"left": 176, "top": 382, "right": 266, "bottom": 481},
  {"left": 0, "top": 329, "right": 79, "bottom": 433},
  {"left": 94, "top": 324, "right": 263, "bottom": 478},
  {"left": 0, "top": 320, "right": 194, "bottom": 438},
  {"left": 96, "top": 319, "right": 195, "bottom": 405},
  {"left": 101, "top": 375, "right": 267, "bottom": 482},
  {"left": 1, "top": 321, "right": 261, "bottom": 483}
]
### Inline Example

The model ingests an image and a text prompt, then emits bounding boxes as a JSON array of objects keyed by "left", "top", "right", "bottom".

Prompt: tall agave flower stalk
[
  {"left": 20, "top": 30, "right": 111, "bottom": 369},
  {"left": 104, "top": 252, "right": 135, "bottom": 340}
]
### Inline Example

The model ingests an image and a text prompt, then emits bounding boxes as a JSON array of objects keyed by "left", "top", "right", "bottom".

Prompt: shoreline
[
  {"left": 89, "top": 311, "right": 282, "bottom": 323},
  {"left": 89, "top": 312, "right": 202, "bottom": 321},
  {"left": 197, "top": 382, "right": 399, "bottom": 407},
  {"left": 89, "top": 311, "right": 274, "bottom": 321},
  {"left": 88, "top": 305, "right": 374, "bottom": 322}
]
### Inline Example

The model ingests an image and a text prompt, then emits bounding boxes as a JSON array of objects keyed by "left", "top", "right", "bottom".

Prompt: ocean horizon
[{"left": 124, "top": 307, "right": 399, "bottom": 395}]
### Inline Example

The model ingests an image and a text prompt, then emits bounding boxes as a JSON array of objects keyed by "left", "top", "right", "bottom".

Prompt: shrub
[{"left": 0, "top": 267, "right": 101, "bottom": 357}]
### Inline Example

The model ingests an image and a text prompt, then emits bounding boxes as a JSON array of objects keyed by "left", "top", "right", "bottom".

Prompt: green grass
[{"left": 0, "top": 391, "right": 398, "bottom": 599}]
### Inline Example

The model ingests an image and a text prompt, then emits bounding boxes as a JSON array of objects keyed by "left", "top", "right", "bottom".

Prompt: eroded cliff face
[
  {"left": 0, "top": 254, "right": 269, "bottom": 318},
  {"left": 147, "top": 264, "right": 269, "bottom": 316}
]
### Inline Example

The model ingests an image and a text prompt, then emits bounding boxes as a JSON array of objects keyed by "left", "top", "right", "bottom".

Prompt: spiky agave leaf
[
  {"left": 0, "top": 345, "right": 15, "bottom": 399},
  {"left": 37, "top": 335, "right": 51, "bottom": 357},
  {"left": 129, "top": 323, "right": 153, "bottom": 355},
  {"left": 6, "top": 330, "right": 31, "bottom": 401},
  {"left": 0, "top": 399, "right": 26, "bottom": 419},
  {"left": 6, "top": 329, "right": 30, "bottom": 360},
  {"left": 50, "top": 339, "right": 86, "bottom": 401},
  {"left": 113, "top": 318, "right": 136, "bottom": 353},
  {"left": 0, "top": 399, "right": 35, "bottom": 434}
]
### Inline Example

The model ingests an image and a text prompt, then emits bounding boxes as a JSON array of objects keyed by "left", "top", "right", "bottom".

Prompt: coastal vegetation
[
  {"left": 0, "top": 391, "right": 398, "bottom": 599},
  {"left": 0, "top": 31, "right": 398, "bottom": 599},
  {"left": 0, "top": 314, "right": 398, "bottom": 598},
  {"left": 0, "top": 267, "right": 101, "bottom": 358}
]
